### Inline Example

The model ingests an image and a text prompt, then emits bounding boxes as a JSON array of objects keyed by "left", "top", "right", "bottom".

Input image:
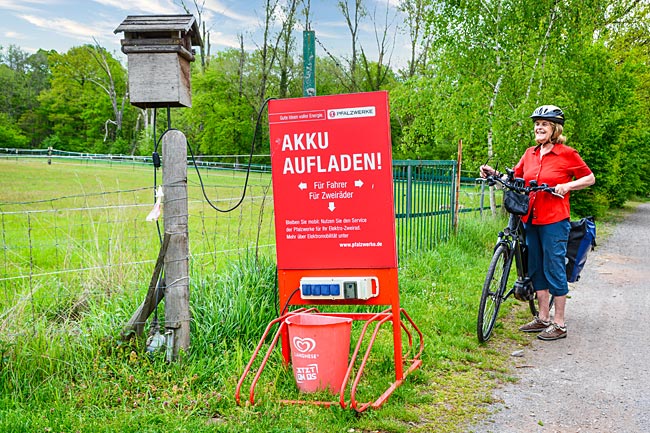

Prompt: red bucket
[{"left": 285, "top": 314, "right": 352, "bottom": 393}]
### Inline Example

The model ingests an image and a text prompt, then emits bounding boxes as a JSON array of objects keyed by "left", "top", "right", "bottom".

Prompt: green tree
[
  {"left": 549, "top": 1, "right": 650, "bottom": 214},
  {"left": 0, "top": 45, "right": 52, "bottom": 147},
  {"left": 390, "top": 0, "right": 650, "bottom": 216},
  {"left": 398, "top": 0, "right": 433, "bottom": 78},
  {"left": 38, "top": 45, "right": 134, "bottom": 153},
  {"left": 175, "top": 50, "right": 257, "bottom": 159}
]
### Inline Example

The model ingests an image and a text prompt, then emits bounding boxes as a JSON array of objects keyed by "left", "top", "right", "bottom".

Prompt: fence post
[
  {"left": 454, "top": 140, "right": 462, "bottom": 230},
  {"left": 406, "top": 165, "right": 413, "bottom": 219},
  {"left": 162, "top": 130, "right": 190, "bottom": 361}
]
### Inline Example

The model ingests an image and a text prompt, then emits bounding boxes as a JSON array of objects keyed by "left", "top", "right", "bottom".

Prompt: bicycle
[{"left": 476, "top": 168, "right": 562, "bottom": 343}]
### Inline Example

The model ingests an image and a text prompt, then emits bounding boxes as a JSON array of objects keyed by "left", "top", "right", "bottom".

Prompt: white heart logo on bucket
[
  {"left": 292, "top": 337, "right": 316, "bottom": 353},
  {"left": 285, "top": 314, "right": 352, "bottom": 393}
]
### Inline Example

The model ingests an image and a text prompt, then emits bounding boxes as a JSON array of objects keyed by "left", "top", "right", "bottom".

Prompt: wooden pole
[
  {"left": 121, "top": 232, "right": 170, "bottom": 339},
  {"left": 162, "top": 130, "right": 190, "bottom": 361}
]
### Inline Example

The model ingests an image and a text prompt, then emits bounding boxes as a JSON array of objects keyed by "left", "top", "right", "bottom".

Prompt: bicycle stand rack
[{"left": 235, "top": 307, "right": 423, "bottom": 412}]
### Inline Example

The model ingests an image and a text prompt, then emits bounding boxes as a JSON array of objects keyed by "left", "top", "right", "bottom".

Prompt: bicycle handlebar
[{"left": 476, "top": 168, "right": 565, "bottom": 199}]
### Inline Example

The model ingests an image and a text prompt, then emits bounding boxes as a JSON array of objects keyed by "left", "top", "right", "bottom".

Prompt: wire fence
[
  {"left": 0, "top": 154, "right": 275, "bottom": 332},
  {"left": 0, "top": 149, "right": 495, "bottom": 335},
  {"left": 0, "top": 146, "right": 272, "bottom": 172}
]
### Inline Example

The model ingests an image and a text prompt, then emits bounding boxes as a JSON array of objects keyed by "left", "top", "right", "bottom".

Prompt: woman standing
[{"left": 480, "top": 105, "right": 595, "bottom": 340}]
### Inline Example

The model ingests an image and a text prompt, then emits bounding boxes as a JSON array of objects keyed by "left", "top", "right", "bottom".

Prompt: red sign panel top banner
[{"left": 269, "top": 91, "right": 397, "bottom": 270}]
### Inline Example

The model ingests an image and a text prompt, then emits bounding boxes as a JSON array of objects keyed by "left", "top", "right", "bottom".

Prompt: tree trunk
[{"left": 339, "top": 0, "right": 366, "bottom": 92}]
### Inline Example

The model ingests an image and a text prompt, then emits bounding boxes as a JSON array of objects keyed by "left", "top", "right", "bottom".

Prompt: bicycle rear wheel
[{"left": 477, "top": 244, "right": 513, "bottom": 342}]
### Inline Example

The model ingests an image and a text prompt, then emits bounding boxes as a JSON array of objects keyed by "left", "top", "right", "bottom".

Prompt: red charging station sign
[{"left": 269, "top": 91, "right": 397, "bottom": 270}]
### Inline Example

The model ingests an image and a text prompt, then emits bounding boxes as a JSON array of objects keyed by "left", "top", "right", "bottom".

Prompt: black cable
[
  {"left": 151, "top": 107, "right": 165, "bottom": 325},
  {"left": 151, "top": 97, "right": 274, "bottom": 213},
  {"left": 152, "top": 108, "right": 163, "bottom": 244},
  {"left": 280, "top": 287, "right": 301, "bottom": 316},
  {"left": 185, "top": 97, "right": 275, "bottom": 213},
  {"left": 147, "top": 97, "right": 275, "bottom": 327},
  {"left": 273, "top": 266, "right": 279, "bottom": 317}
]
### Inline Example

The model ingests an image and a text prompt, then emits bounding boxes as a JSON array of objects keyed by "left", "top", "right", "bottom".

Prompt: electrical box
[
  {"left": 114, "top": 15, "right": 203, "bottom": 108},
  {"left": 299, "top": 276, "right": 379, "bottom": 300}
]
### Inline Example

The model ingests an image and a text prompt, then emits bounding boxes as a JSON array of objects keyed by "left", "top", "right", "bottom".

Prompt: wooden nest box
[{"left": 114, "top": 15, "right": 203, "bottom": 108}]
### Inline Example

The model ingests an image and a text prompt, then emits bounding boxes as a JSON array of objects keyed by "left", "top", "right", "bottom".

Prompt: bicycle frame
[{"left": 498, "top": 213, "right": 527, "bottom": 300}]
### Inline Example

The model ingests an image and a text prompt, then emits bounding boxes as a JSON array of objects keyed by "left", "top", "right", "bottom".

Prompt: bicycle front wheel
[{"left": 477, "top": 244, "right": 513, "bottom": 342}]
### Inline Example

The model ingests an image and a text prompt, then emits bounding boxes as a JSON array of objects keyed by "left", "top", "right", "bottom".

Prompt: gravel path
[{"left": 471, "top": 202, "right": 650, "bottom": 433}]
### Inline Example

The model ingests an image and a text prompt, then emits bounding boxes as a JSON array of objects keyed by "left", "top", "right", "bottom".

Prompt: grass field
[{"left": 0, "top": 157, "right": 579, "bottom": 432}]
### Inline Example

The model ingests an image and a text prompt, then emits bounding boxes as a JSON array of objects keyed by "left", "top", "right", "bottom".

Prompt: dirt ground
[{"left": 469, "top": 202, "right": 650, "bottom": 433}]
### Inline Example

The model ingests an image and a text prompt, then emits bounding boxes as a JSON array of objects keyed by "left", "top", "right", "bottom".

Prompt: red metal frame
[
  {"left": 236, "top": 92, "right": 424, "bottom": 411},
  {"left": 235, "top": 308, "right": 423, "bottom": 412}
]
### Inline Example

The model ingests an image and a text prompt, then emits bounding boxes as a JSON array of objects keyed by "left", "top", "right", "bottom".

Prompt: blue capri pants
[{"left": 525, "top": 219, "right": 570, "bottom": 297}]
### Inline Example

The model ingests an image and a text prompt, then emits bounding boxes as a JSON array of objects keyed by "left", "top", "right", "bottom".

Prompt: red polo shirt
[{"left": 513, "top": 143, "right": 592, "bottom": 225}]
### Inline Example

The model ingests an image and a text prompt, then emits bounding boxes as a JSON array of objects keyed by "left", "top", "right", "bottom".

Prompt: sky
[{"left": 0, "top": 0, "right": 410, "bottom": 68}]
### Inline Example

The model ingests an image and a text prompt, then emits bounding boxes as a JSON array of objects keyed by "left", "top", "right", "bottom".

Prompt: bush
[{"left": 0, "top": 113, "right": 28, "bottom": 147}]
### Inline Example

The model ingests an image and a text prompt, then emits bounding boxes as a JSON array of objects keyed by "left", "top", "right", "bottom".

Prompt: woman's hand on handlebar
[
  {"left": 549, "top": 173, "right": 595, "bottom": 197},
  {"left": 479, "top": 164, "right": 497, "bottom": 179},
  {"left": 553, "top": 183, "right": 570, "bottom": 197},
  {"left": 534, "top": 183, "right": 565, "bottom": 199},
  {"left": 547, "top": 187, "right": 565, "bottom": 199}
]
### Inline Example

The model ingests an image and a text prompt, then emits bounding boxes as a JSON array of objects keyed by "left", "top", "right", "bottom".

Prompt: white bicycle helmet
[{"left": 530, "top": 105, "right": 565, "bottom": 125}]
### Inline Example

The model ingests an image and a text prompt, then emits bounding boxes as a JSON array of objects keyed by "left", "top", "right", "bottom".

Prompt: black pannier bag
[
  {"left": 503, "top": 190, "right": 529, "bottom": 215},
  {"left": 565, "top": 216, "right": 596, "bottom": 282}
]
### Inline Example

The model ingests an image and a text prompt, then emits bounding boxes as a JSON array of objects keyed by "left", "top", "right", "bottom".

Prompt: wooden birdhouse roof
[{"left": 114, "top": 15, "right": 203, "bottom": 48}]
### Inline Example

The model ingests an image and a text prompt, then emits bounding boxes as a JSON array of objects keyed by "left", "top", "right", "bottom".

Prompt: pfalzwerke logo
[
  {"left": 292, "top": 336, "right": 316, "bottom": 353},
  {"left": 327, "top": 106, "right": 376, "bottom": 120}
]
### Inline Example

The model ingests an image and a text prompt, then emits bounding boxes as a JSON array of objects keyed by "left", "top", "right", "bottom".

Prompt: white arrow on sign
[
  {"left": 354, "top": 179, "right": 364, "bottom": 188},
  {"left": 298, "top": 182, "right": 307, "bottom": 190},
  {"left": 328, "top": 202, "right": 336, "bottom": 211}
]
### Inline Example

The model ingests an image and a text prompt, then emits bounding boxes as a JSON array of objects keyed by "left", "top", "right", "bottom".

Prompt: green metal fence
[{"left": 393, "top": 160, "right": 457, "bottom": 259}]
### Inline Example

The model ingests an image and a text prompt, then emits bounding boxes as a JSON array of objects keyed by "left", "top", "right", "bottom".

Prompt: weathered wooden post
[
  {"left": 115, "top": 15, "right": 202, "bottom": 360},
  {"left": 162, "top": 130, "right": 190, "bottom": 359}
]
